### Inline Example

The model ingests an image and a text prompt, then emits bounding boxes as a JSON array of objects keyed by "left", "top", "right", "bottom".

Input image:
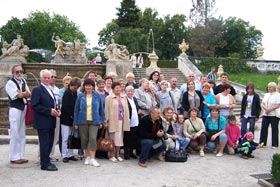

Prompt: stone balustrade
[{"left": 247, "top": 60, "right": 280, "bottom": 73}]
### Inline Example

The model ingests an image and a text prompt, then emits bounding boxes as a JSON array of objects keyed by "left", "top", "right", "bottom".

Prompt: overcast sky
[{"left": 1, "top": 0, "right": 279, "bottom": 60}]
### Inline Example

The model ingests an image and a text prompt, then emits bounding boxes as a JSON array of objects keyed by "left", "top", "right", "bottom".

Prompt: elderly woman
[
  {"left": 205, "top": 106, "right": 228, "bottom": 157},
  {"left": 240, "top": 82, "right": 261, "bottom": 136},
  {"left": 260, "top": 82, "right": 280, "bottom": 148},
  {"left": 59, "top": 74, "right": 72, "bottom": 104},
  {"left": 123, "top": 86, "right": 141, "bottom": 159},
  {"left": 73, "top": 79, "right": 104, "bottom": 167},
  {"left": 105, "top": 81, "right": 130, "bottom": 162},
  {"left": 156, "top": 80, "right": 176, "bottom": 112},
  {"left": 161, "top": 106, "right": 176, "bottom": 151},
  {"left": 95, "top": 79, "right": 109, "bottom": 159},
  {"left": 125, "top": 72, "right": 139, "bottom": 89},
  {"left": 104, "top": 76, "right": 113, "bottom": 94},
  {"left": 60, "top": 77, "right": 81, "bottom": 163},
  {"left": 215, "top": 83, "right": 235, "bottom": 119},
  {"left": 118, "top": 78, "right": 126, "bottom": 96},
  {"left": 182, "top": 80, "right": 204, "bottom": 118},
  {"left": 184, "top": 107, "right": 206, "bottom": 157}
]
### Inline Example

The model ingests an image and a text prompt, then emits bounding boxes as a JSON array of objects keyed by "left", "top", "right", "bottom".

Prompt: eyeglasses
[
  {"left": 189, "top": 76, "right": 194, "bottom": 77},
  {"left": 15, "top": 70, "right": 23, "bottom": 74},
  {"left": 51, "top": 76, "right": 57, "bottom": 79}
]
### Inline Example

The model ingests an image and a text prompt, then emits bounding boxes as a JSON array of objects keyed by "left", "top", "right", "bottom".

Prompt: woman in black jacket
[
  {"left": 240, "top": 83, "right": 261, "bottom": 136},
  {"left": 182, "top": 80, "right": 204, "bottom": 118},
  {"left": 60, "top": 77, "right": 81, "bottom": 163}
]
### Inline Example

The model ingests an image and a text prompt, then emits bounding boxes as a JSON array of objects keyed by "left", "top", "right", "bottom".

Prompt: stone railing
[
  {"left": 247, "top": 60, "right": 280, "bottom": 73},
  {"left": 178, "top": 53, "right": 202, "bottom": 81}
]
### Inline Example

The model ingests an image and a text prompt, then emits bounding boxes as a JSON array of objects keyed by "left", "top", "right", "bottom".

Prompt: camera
[{"left": 161, "top": 130, "right": 168, "bottom": 140}]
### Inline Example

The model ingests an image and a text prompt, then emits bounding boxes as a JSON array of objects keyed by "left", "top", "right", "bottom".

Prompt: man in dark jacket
[{"left": 138, "top": 106, "right": 166, "bottom": 168}]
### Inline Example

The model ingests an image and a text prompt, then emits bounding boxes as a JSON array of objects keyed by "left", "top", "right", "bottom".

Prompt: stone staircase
[{"left": 133, "top": 68, "right": 186, "bottom": 86}]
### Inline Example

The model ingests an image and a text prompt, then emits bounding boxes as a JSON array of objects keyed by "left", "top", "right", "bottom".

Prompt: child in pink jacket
[{"left": 225, "top": 115, "right": 241, "bottom": 154}]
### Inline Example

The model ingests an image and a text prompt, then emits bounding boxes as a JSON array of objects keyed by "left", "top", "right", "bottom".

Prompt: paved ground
[{"left": 0, "top": 124, "right": 279, "bottom": 187}]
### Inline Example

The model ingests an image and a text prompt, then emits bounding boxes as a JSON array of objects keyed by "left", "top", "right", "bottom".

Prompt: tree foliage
[
  {"left": 116, "top": 0, "right": 141, "bottom": 28},
  {"left": 0, "top": 11, "right": 86, "bottom": 54}
]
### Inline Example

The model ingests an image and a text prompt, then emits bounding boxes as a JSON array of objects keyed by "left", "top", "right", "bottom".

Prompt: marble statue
[
  {"left": 0, "top": 35, "right": 29, "bottom": 59},
  {"left": 51, "top": 33, "right": 86, "bottom": 58},
  {"left": 104, "top": 39, "right": 129, "bottom": 60}
]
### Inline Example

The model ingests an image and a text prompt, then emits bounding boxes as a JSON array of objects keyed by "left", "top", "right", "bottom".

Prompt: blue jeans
[
  {"left": 175, "top": 138, "right": 190, "bottom": 151},
  {"left": 241, "top": 117, "right": 256, "bottom": 136},
  {"left": 207, "top": 133, "right": 228, "bottom": 149},
  {"left": 139, "top": 139, "right": 166, "bottom": 163}
]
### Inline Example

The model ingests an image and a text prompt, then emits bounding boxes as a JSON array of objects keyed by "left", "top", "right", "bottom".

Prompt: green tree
[
  {"left": 190, "top": 17, "right": 226, "bottom": 57},
  {"left": 0, "top": 11, "right": 86, "bottom": 57},
  {"left": 222, "top": 17, "right": 262, "bottom": 59},
  {"left": 116, "top": 0, "right": 141, "bottom": 28},
  {"left": 158, "top": 14, "right": 191, "bottom": 60},
  {"left": 98, "top": 20, "right": 119, "bottom": 47}
]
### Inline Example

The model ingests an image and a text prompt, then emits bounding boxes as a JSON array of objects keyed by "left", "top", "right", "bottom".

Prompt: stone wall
[{"left": 0, "top": 63, "right": 106, "bottom": 134}]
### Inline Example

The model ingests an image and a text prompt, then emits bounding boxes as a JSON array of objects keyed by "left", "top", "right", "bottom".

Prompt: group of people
[
  {"left": 5, "top": 65, "right": 280, "bottom": 170},
  {"left": 130, "top": 53, "right": 144, "bottom": 68}
]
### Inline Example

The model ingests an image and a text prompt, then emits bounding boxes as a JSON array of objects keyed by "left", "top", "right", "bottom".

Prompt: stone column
[
  {"left": 146, "top": 51, "right": 160, "bottom": 76},
  {"left": 216, "top": 64, "right": 224, "bottom": 80}
]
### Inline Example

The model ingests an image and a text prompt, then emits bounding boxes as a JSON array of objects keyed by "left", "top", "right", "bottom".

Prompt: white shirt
[
  {"left": 5, "top": 78, "right": 30, "bottom": 104},
  {"left": 127, "top": 97, "right": 139, "bottom": 127}
]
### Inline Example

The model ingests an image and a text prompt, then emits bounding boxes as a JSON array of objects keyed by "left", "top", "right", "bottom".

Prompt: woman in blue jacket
[{"left": 73, "top": 79, "right": 105, "bottom": 167}]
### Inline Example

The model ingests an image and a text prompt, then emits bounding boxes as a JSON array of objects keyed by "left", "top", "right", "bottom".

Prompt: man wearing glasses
[
  {"left": 49, "top": 69, "right": 63, "bottom": 162},
  {"left": 5, "top": 65, "right": 31, "bottom": 164}
]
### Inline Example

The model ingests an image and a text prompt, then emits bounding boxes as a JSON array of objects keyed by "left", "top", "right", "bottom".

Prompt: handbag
[
  {"left": 97, "top": 129, "right": 114, "bottom": 152},
  {"left": 25, "top": 102, "right": 34, "bottom": 126},
  {"left": 165, "top": 142, "right": 188, "bottom": 162},
  {"left": 67, "top": 128, "right": 81, "bottom": 149}
]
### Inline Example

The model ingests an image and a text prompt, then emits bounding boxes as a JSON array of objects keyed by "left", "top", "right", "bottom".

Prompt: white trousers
[
  {"left": 49, "top": 117, "right": 60, "bottom": 157},
  {"left": 8, "top": 107, "right": 26, "bottom": 161},
  {"left": 61, "top": 124, "right": 74, "bottom": 158}
]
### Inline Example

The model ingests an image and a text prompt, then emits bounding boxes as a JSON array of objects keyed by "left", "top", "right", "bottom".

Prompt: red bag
[{"left": 25, "top": 103, "right": 34, "bottom": 126}]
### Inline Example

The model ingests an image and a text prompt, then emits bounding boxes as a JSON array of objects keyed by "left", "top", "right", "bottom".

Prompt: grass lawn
[{"left": 229, "top": 73, "right": 279, "bottom": 92}]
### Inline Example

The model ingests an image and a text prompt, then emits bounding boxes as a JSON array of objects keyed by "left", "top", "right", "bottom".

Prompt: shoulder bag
[
  {"left": 165, "top": 141, "right": 189, "bottom": 162},
  {"left": 97, "top": 128, "right": 114, "bottom": 152}
]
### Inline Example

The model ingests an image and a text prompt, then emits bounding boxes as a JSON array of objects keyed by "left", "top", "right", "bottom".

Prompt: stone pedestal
[
  {"left": 0, "top": 61, "right": 23, "bottom": 97},
  {"left": 146, "top": 51, "right": 160, "bottom": 76},
  {"left": 53, "top": 54, "right": 87, "bottom": 64},
  {"left": 0, "top": 56, "right": 27, "bottom": 63},
  {"left": 106, "top": 59, "right": 132, "bottom": 79}
]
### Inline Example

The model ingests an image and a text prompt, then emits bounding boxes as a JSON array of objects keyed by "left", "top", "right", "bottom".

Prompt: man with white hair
[
  {"left": 5, "top": 64, "right": 31, "bottom": 164},
  {"left": 49, "top": 69, "right": 61, "bottom": 162},
  {"left": 180, "top": 72, "right": 200, "bottom": 94},
  {"left": 134, "top": 78, "right": 153, "bottom": 117},
  {"left": 31, "top": 69, "right": 61, "bottom": 171},
  {"left": 95, "top": 53, "right": 102, "bottom": 64}
]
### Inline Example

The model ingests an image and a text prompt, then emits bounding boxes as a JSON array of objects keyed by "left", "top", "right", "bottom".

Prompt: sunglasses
[
  {"left": 15, "top": 70, "right": 23, "bottom": 74},
  {"left": 51, "top": 76, "right": 57, "bottom": 79}
]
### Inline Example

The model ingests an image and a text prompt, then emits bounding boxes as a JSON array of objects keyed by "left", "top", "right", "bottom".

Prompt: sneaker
[
  {"left": 216, "top": 153, "right": 223, "bottom": 157},
  {"left": 90, "top": 159, "right": 100, "bottom": 167},
  {"left": 248, "top": 154, "right": 255, "bottom": 158},
  {"left": 272, "top": 146, "right": 276, "bottom": 149},
  {"left": 109, "top": 157, "right": 117, "bottom": 163},
  {"left": 84, "top": 157, "right": 90, "bottom": 165},
  {"left": 117, "top": 157, "right": 123, "bottom": 162},
  {"left": 241, "top": 155, "right": 248, "bottom": 159}
]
